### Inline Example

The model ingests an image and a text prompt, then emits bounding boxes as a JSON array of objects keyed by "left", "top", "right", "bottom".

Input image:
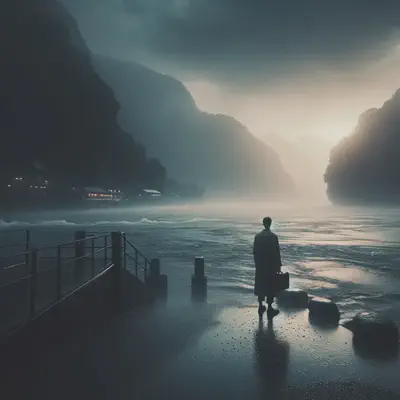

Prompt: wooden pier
[{"left": 0, "top": 230, "right": 157, "bottom": 340}]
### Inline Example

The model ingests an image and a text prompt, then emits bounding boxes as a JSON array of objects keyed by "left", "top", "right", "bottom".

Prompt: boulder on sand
[
  {"left": 308, "top": 296, "right": 340, "bottom": 323},
  {"left": 277, "top": 288, "right": 309, "bottom": 308},
  {"left": 342, "top": 312, "right": 399, "bottom": 357}
]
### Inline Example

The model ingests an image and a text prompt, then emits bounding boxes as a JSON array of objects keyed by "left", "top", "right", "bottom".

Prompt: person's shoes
[
  {"left": 258, "top": 305, "right": 267, "bottom": 316},
  {"left": 267, "top": 307, "right": 280, "bottom": 319}
]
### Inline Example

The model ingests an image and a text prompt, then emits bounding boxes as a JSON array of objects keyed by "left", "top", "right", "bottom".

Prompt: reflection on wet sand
[
  {"left": 353, "top": 335, "right": 399, "bottom": 362},
  {"left": 253, "top": 318, "right": 290, "bottom": 398}
]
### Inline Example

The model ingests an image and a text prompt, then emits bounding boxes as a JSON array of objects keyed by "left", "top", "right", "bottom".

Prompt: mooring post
[
  {"left": 74, "top": 230, "right": 86, "bottom": 282},
  {"left": 150, "top": 258, "right": 160, "bottom": 278},
  {"left": 191, "top": 256, "right": 207, "bottom": 302},
  {"left": 194, "top": 257, "right": 205, "bottom": 280},
  {"left": 146, "top": 258, "right": 167, "bottom": 301}
]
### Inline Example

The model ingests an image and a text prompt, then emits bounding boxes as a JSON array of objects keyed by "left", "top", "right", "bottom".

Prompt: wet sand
[{"left": 3, "top": 300, "right": 399, "bottom": 400}]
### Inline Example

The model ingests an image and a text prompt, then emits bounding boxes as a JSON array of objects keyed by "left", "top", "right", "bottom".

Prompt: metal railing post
[
  {"left": 104, "top": 235, "right": 108, "bottom": 267},
  {"left": 29, "top": 249, "right": 38, "bottom": 320},
  {"left": 135, "top": 249, "right": 138, "bottom": 277},
  {"left": 25, "top": 230, "right": 31, "bottom": 266},
  {"left": 56, "top": 245, "right": 62, "bottom": 301},
  {"left": 111, "top": 232, "right": 122, "bottom": 298},
  {"left": 123, "top": 233, "right": 127, "bottom": 270},
  {"left": 74, "top": 231, "right": 86, "bottom": 282},
  {"left": 26, "top": 230, "right": 30, "bottom": 251},
  {"left": 91, "top": 237, "right": 95, "bottom": 278}
]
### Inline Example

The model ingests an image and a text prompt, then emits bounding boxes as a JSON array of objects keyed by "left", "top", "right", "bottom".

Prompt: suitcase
[{"left": 277, "top": 272, "right": 289, "bottom": 291}]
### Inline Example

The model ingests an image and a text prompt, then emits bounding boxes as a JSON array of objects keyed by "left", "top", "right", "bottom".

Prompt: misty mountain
[
  {"left": 0, "top": 0, "right": 165, "bottom": 191},
  {"left": 263, "top": 133, "right": 331, "bottom": 198},
  {"left": 93, "top": 56, "right": 293, "bottom": 196},
  {"left": 325, "top": 90, "right": 400, "bottom": 204}
]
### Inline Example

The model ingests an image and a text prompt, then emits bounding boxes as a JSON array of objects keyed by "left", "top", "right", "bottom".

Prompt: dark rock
[
  {"left": 277, "top": 288, "right": 309, "bottom": 308},
  {"left": 308, "top": 296, "right": 340, "bottom": 323},
  {"left": 343, "top": 311, "right": 399, "bottom": 340},
  {"left": 353, "top": 335, "right": 399, "bottom": 361},
  {"left": 343, "top": 312, "right": 399, "bottom": 358},
  {"left": 308, "top": 314, "right": 339, "bottom": 331}
]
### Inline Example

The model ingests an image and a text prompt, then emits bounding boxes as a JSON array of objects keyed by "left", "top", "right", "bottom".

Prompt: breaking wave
[
  {"left": 0, "top": 217, "right": 209, "bottom": 228},
  {"left": 0, "top": 219, "right": 77, "bottom": 228}
]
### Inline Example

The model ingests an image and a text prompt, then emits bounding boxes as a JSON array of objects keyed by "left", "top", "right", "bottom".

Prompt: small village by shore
[{"left": 1, "top": 174, "right": 204, "bottom": 212}]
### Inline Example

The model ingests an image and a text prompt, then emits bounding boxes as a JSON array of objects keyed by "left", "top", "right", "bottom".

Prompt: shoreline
[{"left": 0, "top": 196, "right": 204, "bottom": 216}]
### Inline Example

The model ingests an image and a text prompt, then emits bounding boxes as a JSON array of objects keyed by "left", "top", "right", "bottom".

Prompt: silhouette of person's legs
[
  {"left": 267, "top": 296, "right": 280, "bottom": 318},
  {"left": 258, "top": 296, "right": 266, "bottom": 316}
]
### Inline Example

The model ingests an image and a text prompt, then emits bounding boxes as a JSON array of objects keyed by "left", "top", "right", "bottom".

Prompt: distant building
[
  {"left": 83, "top": 187, "right": 122, "bottom": 202},
  {"left": 5, "top": 176, "right": 48, "bottom": 191},
  {"left": 139, "top": 189, "right": 162, "bottom": 198}
]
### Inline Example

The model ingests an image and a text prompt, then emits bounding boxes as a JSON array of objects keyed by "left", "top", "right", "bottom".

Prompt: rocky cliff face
[
  {"left": 325, "top": 90, "right": 400, "bottom": 204},
  {"left": 0, "top": 0, "right": 165, "bottom": 191},
  {"left": 94, "top": 56, "right": 293, "bottom": 196}
]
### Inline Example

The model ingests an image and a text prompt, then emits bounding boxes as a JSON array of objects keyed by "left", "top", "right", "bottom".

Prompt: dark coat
[{"left": 253, "top": 229, "right": 282, "bottom": 297}]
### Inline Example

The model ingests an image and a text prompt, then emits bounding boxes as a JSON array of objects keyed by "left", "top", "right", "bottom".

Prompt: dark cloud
[{"left": 63, "top": 0, "right": 400, "bottom": 86}]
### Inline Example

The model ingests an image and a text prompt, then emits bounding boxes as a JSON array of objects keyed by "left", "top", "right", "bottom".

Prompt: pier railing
[
  {"left": 0, "top": 231, "right": 152, "bottom": 338},
  {"left": 85, "top": 231, "right": 151, "bottom": 282},
  {"left": 122, "top": 233, "right": 151, "bottom": 283}
]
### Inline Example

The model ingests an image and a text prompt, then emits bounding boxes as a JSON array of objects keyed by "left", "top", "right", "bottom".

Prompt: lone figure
[{"left": 253, "top": 217, "right": 282, "bottom": 318}]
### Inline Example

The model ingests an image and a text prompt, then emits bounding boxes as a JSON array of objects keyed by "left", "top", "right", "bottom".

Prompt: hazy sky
[{"left": 63, "top": 0, "right": 400, "bottom": 145}]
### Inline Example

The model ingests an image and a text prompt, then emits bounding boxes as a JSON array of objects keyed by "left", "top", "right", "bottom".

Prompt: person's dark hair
[{"left": 263, "top": 217, "right": 272, "bottom": 229}]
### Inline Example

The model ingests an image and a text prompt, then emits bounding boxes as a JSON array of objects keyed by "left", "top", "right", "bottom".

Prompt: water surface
[{"left": 2, "top": 200, "right": 400, "bottom": 323}]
